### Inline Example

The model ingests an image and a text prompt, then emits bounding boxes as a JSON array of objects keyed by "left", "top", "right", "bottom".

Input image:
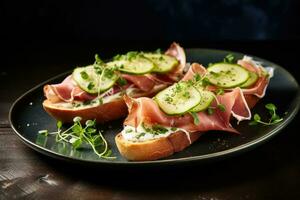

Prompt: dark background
[
  {"left": 2, "top": 0, "right": 300, "bottom": 43},
  {"left": 1, "top": 1, "right": 299, "bottom": 199},
  {"left": 1, "top": 0, "right": 300, "bottom": 77}
]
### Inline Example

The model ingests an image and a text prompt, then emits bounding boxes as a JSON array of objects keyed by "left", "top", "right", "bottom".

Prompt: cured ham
[
  {"left": 120, "top": 74, "right": 155, "bottom": 92},
  {"left": 123, "top": 87, "right": 249, "bottom": 134},
  {"left": 181, "top": 57, "right": 272, "bottom": 107},
  {"left": 237, "top": 56, "right": 273, "bottom": 98},
  {"left": 44, "top": 75, "right": 96, "bottom": 103},
  {"left": 123, "top": 59, "right": 273, "bottom": 134},
  {"left": 44, "top": 42, "right": 186, "bottom": 104}
]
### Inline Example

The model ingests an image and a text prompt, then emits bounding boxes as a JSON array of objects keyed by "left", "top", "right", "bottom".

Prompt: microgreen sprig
[
  {"left": 249, "top": 103, "right": 283, "bottom": 126},
  {"left": 189, "top": 112, "right": 200, "bottom": 125},
  {"left": 223, "top": 54, "right": 235, "bottom": 64},
  {"left": 38, "top": 117, "right": 115, "bottom": 159}
]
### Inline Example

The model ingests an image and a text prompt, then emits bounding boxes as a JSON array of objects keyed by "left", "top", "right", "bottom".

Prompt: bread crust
[
  {"left": 115, "top": 131, "right": 201, "bottom": 161},
  {"left": 43, "top": 99, "right": 127, "bottom": 123}
]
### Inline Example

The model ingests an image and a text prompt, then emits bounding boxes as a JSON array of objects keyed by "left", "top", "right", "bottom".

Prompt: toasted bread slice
[
  {"left": 115, "top": 131, "right": 201, "bottom": 161},
  {"left": 43, "top": 99, "right": 127, "bottom": 123},
  {"left": 43, "top": 85, "right": 167, "bottom": 123}
]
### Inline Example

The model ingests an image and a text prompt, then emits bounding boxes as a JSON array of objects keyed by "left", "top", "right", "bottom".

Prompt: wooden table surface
[{"left": 1, "top": 41, "right": 299, "bottom": 200}]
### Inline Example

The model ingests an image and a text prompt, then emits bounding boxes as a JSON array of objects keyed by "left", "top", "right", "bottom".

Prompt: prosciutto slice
[
  {"left": 44, "top": 43, "right": 186, "bottom": 103},
  {"left": 44, "top": 75, "right": 96, "bottom": 103},
  {"left": 123, "top": 59, "right": 273, "bottom": 134},
  {"left": 123, "top": 88, "right": 249, "bottom": 134},
  {"left": 120, "top": 74, "right": 155, "bottom": 92},
  {"left": 237, "top": 56, "right": 273, "bottom": 98}
]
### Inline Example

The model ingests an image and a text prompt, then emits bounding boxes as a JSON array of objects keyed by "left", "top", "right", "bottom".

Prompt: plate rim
[{"left": 9, "top": 48, "right": 300, "bottom": 166}]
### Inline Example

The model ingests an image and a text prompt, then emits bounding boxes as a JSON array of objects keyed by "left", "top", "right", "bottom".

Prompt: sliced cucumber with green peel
[
  {"left": 190, "top": 90, "right": 215, "bottom": 112},
  {"left": 73, "top": 65, "right": 118, "bottom": 94},
  {"left": 107, "top": 55, "right": 154, "bottom": 75},
  {"left": 143, "top": 53, "right": 178, "bottom": 73},
  {"left": 240, "top": 71, "right": 258, "bottom": 88},
  {"left": 155, "top": 82, "right": 201, "bottom": 115},
  {"left": 207, "top": 63, "right": 250, "bottom": 88}
]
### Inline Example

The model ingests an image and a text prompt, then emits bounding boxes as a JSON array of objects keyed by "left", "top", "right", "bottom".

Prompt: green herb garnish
[
  {"left": 164, "top": 95, "right": 173, "bottom": 104},
  {"left": 193, "top": 73, "right": 201, "bottom": 82},
  {"left": 38, "top": 117, "right": 115, "bottom": 159},
  {"left": 215, "top": 88, "right": 224, "bottom": 95},
  {"left": 223, "top": 54, "right": 235, "bottom": 64},
  {"left": 217, "top": 104, "right": 226, "bottom": 112},
  {"left": 207, "top": 107, "right": 215, "bottom": 115},
  {"left": 87, "top": 82, "right": 94, "bottom": 90},
  {"left": 202, "top": 77, "right": 211, "bottom": 87},
  {"left": 98, "top": 98, "right": 103, "bottom": 105},
  {"left": 38, "top": 130, "right": 48, "bottom": 136},
  {"left": 103, "top": 67, "right": 115, "bottom": 79},
  {"left": 249, "top": 103, "right": 283, "bottom": 126},
  {"left": 126, "top": 51, "right": 139, "bottom": 61},
  {"left": 189, "top": 112, "right": 200, "bottom": 125},
  {"left": 117, "top": 77, "right": 127, "bottom": 86},
  {"left": 141, "top": 123, "right": 169, "bottom": 135},
  {"left": 171, "top": 127, "right": 177, "bottom": 131},
  {"left": 183, "top": 91, "right": 190, "bottom": 98},
  {"left": 155, "top": 48, "right": 162, "bottom": 54},
  {"left": 152, "top": 124, "right": 168, "bottom": 134},
  {"left": 80, "top": 71, "right": 89, "bottom": 80},
  {"left": 95, "top": 54, "right": 104, "bottom": 65},
  {"left": 136, "top": 132, "right": 146, "bottom": 139}
]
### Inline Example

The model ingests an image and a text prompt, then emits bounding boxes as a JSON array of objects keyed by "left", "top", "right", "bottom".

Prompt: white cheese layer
[
  {"left": 121, "top": 124, "right": 191, "bottom": 143},
  {"left": 51, "top": 86, "right": 139, "bottom": 110}
]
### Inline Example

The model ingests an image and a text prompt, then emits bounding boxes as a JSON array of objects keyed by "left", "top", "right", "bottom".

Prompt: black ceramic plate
[{"left": 9, "top": 49, "right": 300, "bottom": 166}]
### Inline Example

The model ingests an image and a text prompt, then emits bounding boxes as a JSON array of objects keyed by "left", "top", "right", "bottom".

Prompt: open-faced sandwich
[
  {"left": 43, "top": 43, "right": 186, "bottom": 123},
  {"left": 115, "top": 56, "right": 274, "bottom": 161}
]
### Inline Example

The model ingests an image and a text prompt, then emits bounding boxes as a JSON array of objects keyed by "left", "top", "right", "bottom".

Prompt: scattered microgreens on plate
[
  {"left": 38, "top": 116, "right": 115, "bottom": 159},
  {"left": 249, "top": 103, "right": 283, "bottom": 126}
]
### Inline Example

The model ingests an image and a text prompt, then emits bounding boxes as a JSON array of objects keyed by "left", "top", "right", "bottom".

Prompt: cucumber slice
[
  {"left": 207, "top": 63, "right": 250, "bottom": 88},
  {"left": 107, "top": 55, "right": 154, "bottom": 75},
  {"left": 73, "top": 65, "right": 118, "bottom": 94},
  {"left": 240, "top": 71, "right": 258, "bottom": 88},
  {"left": 155, "top": 82, "right": 201, "bottom": 115},
  {"left": 143, "top": 53, "right": 178, "bottom": 73},
  {"left": 190, "top": 90, "right": 214, "bottom": 112}
]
